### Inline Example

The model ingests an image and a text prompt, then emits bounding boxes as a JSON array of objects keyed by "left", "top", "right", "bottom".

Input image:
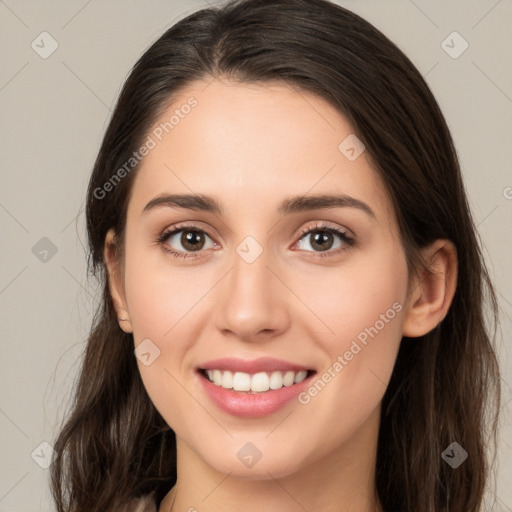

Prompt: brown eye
[
  {"left": 179, "top": 230, "right": 207, "bottom": 251},
  {"left": 295, "top": 224, "right": 356, "bottom": 257},
  {"left": 308, "top": 231, "right": 336, "bottom": 251},
  {"left": 158, "top": 224, "right": 217, "bottom": 259}
]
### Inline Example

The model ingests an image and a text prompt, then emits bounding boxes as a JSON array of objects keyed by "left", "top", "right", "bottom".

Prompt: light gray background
[{"left": 0, "top": 1, "right": 511, "bottom": 511}]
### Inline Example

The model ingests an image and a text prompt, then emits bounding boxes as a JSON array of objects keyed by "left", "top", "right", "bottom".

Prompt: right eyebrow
[{"left": 143, "top": 194, "right": 224, "bottom": 216}]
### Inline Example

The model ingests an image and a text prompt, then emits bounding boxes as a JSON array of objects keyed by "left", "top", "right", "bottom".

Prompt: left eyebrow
[
  {"left": 142, "top": 193, "right": 376, "bottom": 220},
  {"left": 277, "top": 193, "right": 376, "bottom": 220}
]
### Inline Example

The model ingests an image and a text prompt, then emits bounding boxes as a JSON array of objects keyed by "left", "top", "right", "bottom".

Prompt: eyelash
[{"left": 156, "top": 222, "right": 356, "bottom": 260}]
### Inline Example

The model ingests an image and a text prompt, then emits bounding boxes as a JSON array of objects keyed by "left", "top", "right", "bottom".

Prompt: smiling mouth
[{"left": 198, "top": 368, "right": 316, "bottom": 394}]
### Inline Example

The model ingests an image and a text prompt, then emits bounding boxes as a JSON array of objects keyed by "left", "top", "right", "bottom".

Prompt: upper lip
[{"left": 197, "top": 357, "right": 315, "bottom": 374}]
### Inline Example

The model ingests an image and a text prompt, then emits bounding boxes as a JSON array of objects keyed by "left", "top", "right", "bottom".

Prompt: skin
[{"left": 104, "top": 77, "right": 457, "bottom": 512}]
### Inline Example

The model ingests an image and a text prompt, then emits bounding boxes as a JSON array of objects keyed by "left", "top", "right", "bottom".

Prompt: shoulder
[{"left": 123, "top": 493, "right": 157, "bottom": 512}]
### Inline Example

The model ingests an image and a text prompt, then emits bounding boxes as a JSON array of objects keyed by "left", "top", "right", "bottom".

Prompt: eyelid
[
  {"left": 160, "top": 221, "right": 217, "bottom": 241},
  {"left": 293, "top": 220, "right": 355, "bottom": 241},
  {"left": 158, "top": 221, "right": 218, "bottom": 247}
]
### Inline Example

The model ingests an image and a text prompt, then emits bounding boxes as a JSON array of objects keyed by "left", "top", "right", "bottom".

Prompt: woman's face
[{"left": 110, "top": 78, "right": 413, "bottom": 479}]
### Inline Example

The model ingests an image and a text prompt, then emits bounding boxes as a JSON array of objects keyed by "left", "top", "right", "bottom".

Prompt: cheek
[
  {"left": 123, "top": 241, "right": 207, "bottom": 339},
  {"left": 296, "top": 244, "right": 407, "bottom": 415},
  {"left": 123, "top": 245, "right": 206, "bottom": 428},
  {"left": 123, "top": 245, "right": 215, "bottom": 417},
  {"left": 299, "top": 243, "right": 408, "bottom": 352}
]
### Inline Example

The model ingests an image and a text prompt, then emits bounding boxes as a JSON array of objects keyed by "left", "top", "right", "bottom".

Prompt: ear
[
  {"left": 104, "top": 228, "right": 133, "bottom": 333},
  {"left": 402, "top": 239, "right": 458, "bottom": 337}
]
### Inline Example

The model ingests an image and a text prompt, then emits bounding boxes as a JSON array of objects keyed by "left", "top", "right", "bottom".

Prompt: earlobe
[
  {"left": 104, "top": 228, "right": 133, "bottom": 333},
  {"left": 402, "top": 239, "right": 458, "bottom": 338}
]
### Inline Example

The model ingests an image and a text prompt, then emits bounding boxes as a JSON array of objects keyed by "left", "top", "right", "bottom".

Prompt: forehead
[{"left": 127, "top": 78, "right": 394, "bottom": 224}]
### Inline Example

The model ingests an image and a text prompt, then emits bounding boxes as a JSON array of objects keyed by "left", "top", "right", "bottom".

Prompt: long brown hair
[{"left": 50, "top": 0, "right": 502, "bottom": 510}]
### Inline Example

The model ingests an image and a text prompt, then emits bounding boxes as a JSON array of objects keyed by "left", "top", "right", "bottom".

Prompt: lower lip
[{"left": 196, "top": 370, "right": 316, "bottom": 418}]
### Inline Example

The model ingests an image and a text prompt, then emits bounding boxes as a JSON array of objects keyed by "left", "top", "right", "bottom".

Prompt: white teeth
[
  {"left": 221, "top": 370, "right": 233, "bottom": 389},
  {"left": 203, "top": 369, "right": 310, "bottom": 392},
  {"left": 212, "top": 369, "right": 222, "bottom": 386},
  {"left": 283, "top": 371, "right": 295, "bottom": 386},
  {"left": 294, "top": 370, "right": 308, "bottom": 384},
  {"left": 269, "top": 371, "right": 283, "bottom": 389},
  {"left": 233, "top": 371, "right": 251, "bottom": 391},
  {"left": 251, "top": 372, "right": 270, "bottom": 392}
]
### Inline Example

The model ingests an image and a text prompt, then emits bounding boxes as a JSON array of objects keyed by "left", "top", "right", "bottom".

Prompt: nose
[{"left": 213, "top": 242, "right": 291, "bottom": 342}]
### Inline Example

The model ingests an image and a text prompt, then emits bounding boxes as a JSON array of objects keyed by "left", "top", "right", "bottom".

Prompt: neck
[{"left": 159, "top": 406, "right": 382, "bottom": 512}]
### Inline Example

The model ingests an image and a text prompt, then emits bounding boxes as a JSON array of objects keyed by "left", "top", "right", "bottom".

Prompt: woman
[{"left": 50, "top": 0, "right": 502, "bottom": 511}]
